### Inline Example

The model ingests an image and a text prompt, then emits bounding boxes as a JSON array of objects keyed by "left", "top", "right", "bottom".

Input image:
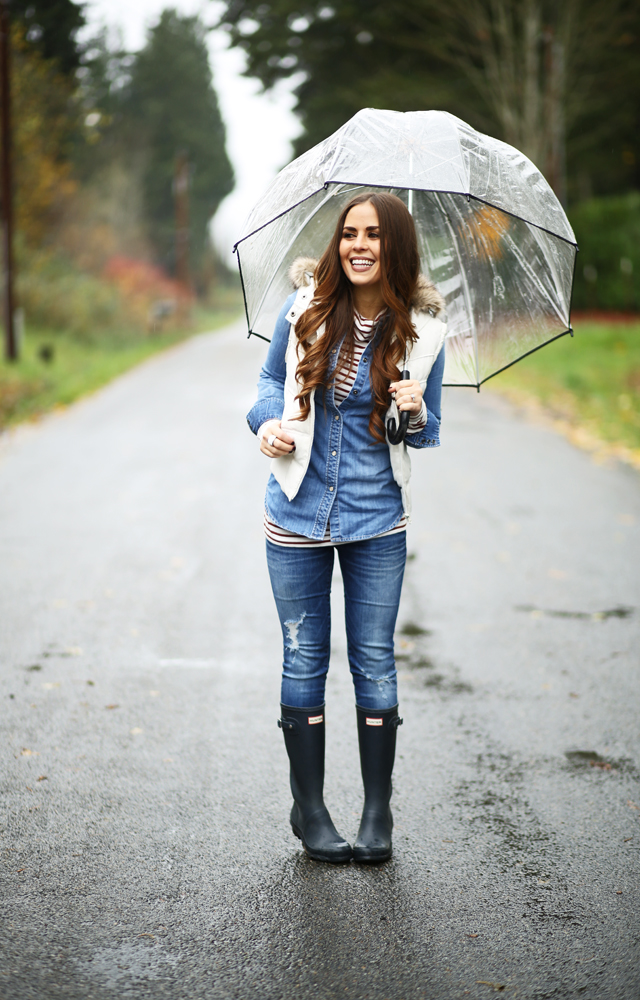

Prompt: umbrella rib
[
  {"left": 326, "top": 182, "right": 577, "bottom": 247},
  {"left": 234, "top": 188, "right": 326, "bottom": 250},
  {"left": 475, "top": 328, "right": 573, "bottom": 385},
  {"left": 246, "top": 186, "right": 351, "bottom": 335},
  {"left": 433, "top": 192, "right": 480, "bottom": 389}
]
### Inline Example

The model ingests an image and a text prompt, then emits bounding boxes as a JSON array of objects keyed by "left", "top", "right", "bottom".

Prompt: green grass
[
  {"left": 0, "top": 293, "right": 242, "bottom": 429},
  {"left": 489, "top": 318, "right": 640, "bottom": 464}
]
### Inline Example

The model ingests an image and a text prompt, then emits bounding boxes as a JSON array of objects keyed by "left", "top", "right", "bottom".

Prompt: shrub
[
  {"left": 568, "top": 193, "right": 640, "bottom": 312},
  {"left": 16, "top": 244, "right": 191, "bottom": 341}
]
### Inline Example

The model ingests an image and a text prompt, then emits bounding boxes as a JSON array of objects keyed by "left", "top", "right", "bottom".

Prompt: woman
[{"left": 246, "top": 192, "right": 446, "bottom": 864}]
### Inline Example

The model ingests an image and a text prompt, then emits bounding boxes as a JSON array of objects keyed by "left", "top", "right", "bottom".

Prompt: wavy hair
[{"left": 293, "top": 192, "right": 420, "bottom": 442}]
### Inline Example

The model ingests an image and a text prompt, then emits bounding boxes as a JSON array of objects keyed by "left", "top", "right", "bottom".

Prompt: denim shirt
[{"left": 246, "top": 294, "right": 445, "bottom": 542}]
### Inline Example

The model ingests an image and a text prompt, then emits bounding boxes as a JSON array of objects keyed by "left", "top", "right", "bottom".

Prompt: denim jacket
[{"left": 246, "top": 260, "right": 446, "bottom": 542}]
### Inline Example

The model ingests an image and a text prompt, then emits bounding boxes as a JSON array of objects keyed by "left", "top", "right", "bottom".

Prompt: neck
[{"left": 352, "top": 283, "right": 384, "bottom": 320}]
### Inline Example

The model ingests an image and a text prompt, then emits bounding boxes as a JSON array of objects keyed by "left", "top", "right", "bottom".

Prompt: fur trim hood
[{"left": 288, "top": 256, "right": 445, "bottom": 316}]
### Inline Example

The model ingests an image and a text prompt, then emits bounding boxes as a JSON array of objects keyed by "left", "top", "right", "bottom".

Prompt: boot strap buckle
[{"left": 278, "top": 718, "right": 295, "bottom": 730}]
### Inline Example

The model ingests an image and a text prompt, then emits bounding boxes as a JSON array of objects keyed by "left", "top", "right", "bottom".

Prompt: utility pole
[
  {"left": 0, "top": 0, "right": 15, "bottom": 360},
  {"left": 174, "top": 152, "right": 190, "bottom": 293}
]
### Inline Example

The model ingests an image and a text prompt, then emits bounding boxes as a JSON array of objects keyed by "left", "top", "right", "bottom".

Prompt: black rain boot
[
  {"left": 278, "top": 704, "right": 352, "bottom": 864},
  {"left": 353, "top": 704, "right": 403, "bottom": 863}
]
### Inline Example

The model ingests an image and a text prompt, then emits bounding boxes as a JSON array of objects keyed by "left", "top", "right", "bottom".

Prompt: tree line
[
  {"left": 220, "top": 0, "right": 639, "bottom": 207},
  {"left": 9, "top": 0, "right": 234, "bottom": 294}
]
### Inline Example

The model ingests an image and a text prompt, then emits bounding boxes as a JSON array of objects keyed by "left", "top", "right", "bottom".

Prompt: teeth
[{"left": 351, "top": 258, "right": 373, "bottom": 266}]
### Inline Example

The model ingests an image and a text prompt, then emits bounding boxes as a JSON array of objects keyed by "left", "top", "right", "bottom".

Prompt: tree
[
  {"left": 122, "top": 10, "right": 235, "bottom": 282},
  {"left": 11, "top": 0, "right": 85, "bottom": 76},
  {"left": 220, "top": 0, "right": 640, "bottom": 203},
  {"left": 10, "top": 25, "right": 77, "bottom": 247}
]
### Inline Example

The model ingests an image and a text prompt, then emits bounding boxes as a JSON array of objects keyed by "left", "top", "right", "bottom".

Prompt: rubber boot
[
  {"left": 353, "top": 704, "right": 403, "bottom": 863},
  {"left": 278, "top": 704, "right": 352, "bottom": 864}
]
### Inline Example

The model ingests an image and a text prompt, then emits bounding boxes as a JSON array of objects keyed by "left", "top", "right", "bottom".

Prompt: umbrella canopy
[{"left": 234, "top": 109, "right": 577, "bottom": 388}]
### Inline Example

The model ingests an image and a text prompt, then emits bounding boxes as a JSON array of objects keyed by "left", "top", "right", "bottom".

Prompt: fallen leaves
[
  {"left": 627, "top": 800, "right": 639, "bottom": 810},
  {"left": 590, "top": 760, "right": 615, "bottom": 771},
  {"left": 477, "top": 982, "right": 506, "bottom": 992},
  {"left": 105, "top": 704, "right": 119, "bottom": 710},
  {"left": 36, "top": 775, "right": 47, "bottom": 782},
  {"left": 20, "top": 749, "right": 39, "bottom": 757}
]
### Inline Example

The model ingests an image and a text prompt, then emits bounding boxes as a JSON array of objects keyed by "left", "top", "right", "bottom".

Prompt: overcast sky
[{"left": 82, "top": 0, "right": 302, "bottom": 258}]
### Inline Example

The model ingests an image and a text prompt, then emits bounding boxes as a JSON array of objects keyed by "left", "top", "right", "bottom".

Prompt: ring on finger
[{"left": 267, "top": 433, "right": 277, "bottom": 447}]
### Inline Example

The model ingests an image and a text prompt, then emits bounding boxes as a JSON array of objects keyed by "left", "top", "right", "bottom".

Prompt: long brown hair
[{"left": 294, "top": 191, "right": 421, "bottom": 442}]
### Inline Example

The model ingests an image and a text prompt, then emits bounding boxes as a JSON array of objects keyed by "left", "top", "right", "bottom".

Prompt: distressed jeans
[{"left": 266, "top": 532, "right": 406, "bottom": 710}]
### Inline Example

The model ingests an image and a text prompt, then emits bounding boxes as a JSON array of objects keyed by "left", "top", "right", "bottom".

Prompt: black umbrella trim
[{"left": 234, "top": 182, "right": 579, "bottom": 251}]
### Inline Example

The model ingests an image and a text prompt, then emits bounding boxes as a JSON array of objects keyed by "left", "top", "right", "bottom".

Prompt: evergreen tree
[
  {"left": 220, "top": 0, "right": 640, "bottom": 203},
  {"left": 11, "top": 0, "right": 85, "bottom": 76},
  {"left": 123, "top": 10, "right": 234, "bottom": 282}
]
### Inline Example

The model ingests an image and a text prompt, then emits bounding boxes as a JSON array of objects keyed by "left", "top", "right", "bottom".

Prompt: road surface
[{"left": 1, "top": 321, "right": 639, "bottom": 999}]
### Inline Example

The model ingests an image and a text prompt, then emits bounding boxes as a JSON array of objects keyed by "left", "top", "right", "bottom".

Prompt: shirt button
[
  {"left": 329, "top": 486, "right": 334, "bottom": 491},
  {"left": 332, "top": 450, "right": 336, "bottom": 456},
  {"left": 334, "top": 415, "right": 339, "bottom": 421},
  {"left": 353, "top": 389, "right": 359, "bottom": 395}
]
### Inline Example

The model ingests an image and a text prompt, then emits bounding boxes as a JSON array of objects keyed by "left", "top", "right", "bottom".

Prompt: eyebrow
[{"left": 342, "top": 225, "right": 379, "bottom": 232}]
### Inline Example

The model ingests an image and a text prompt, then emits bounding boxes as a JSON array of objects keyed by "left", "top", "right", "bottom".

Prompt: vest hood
[{"left": 287, "top": 256, "right": 445, "bottom": 316}]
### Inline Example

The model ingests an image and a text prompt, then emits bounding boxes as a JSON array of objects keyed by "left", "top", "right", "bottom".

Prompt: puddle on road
[
  {"left": 399, "top": 621, "right": 432, "bottom": 637},
  {"left": 564, "top": 750, "right": 636, "bottom": 776},
  {"left": 395, "top": 621, "right": 473, "bottom": 695},
  {"left": 79, "top": 940, "right": 180, "bottom": 991},
  {"left": 515, "top": 604, "right": 634, "bottom": 621}
]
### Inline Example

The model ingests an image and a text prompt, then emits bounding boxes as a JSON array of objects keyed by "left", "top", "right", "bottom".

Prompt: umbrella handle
[{"left": 386, "top": 370, "right": 411, "bottom": 445}]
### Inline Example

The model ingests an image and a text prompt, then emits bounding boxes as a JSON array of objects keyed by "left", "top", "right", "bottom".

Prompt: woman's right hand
[{"left": 259, "top": 419, "right": 296, "bottom": 457}]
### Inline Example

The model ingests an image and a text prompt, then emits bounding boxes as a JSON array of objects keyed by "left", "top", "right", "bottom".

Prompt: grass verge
[
  {"left": 488, "top": 316, "right": 640, "bottom": 471},
  {"left": 0, "top": 293, "right": 242, "bottom": 430}
]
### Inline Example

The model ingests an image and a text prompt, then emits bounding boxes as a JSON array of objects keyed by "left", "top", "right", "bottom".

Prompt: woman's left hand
[{"left": 389, "top": 379, "right": 423, "bottom": 415}]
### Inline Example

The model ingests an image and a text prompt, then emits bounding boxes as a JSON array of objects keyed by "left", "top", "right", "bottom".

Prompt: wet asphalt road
[{"left": 1, "top": 321, "right": 639, "bottom": 1000}]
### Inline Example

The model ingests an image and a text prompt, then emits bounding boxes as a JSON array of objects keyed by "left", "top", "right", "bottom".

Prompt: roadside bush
[
  {"left": 569, "top": 193, "right": 640, "bottom": 312},
  {"left": 17, "top": 249, "right": 128, "bottom": 340},
  {"left": 16, "top": 244, "right": 190, "bottom": 342}
]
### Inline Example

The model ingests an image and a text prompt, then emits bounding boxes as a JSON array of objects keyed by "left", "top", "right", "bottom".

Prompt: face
[{"left": 339, "top": 202, "right": 381, "bottom": 288}]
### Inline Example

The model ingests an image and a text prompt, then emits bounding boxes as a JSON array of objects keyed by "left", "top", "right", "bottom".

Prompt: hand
[
  {"left": 389, "top": 379, "right": 423, "bottom": 415},
  {"left": 259, "top": 419, "right": 296, "bottom": 457}
]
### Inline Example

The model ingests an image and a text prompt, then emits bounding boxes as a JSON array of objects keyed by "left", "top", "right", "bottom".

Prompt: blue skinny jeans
[{"left": 266, "top": 532, "right": 406, "bottom": 710}]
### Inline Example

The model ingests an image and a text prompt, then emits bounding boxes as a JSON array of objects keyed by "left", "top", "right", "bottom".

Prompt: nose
[{"left": 353, "top": 231, "right": 370, "bottom": 251}]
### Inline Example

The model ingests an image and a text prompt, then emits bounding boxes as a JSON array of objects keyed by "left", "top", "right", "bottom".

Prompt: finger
[{"left": 275, "top": 438, "right": 296, "bottom": 453}]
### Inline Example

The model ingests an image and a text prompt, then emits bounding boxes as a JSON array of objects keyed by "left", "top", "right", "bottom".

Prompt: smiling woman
[
  {"left": 245, "top": 191, "right": 447, "bottom": 865},
  {"left": 338, "top": 202, "right": 382, "bottom": 291}
]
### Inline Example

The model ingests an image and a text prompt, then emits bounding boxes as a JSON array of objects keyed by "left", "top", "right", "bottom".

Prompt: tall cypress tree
[{"left": 124, "top": 10, "right": 234, "bottom": 281}]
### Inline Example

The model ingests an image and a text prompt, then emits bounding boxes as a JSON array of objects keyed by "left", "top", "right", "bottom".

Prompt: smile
[{"left": 349, "top": 258, "right": 375, "bottom": 271}]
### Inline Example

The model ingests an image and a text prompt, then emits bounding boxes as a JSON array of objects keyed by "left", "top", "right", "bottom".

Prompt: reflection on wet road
[{"left": 1, "top": 323, "right": 638, "bottom": 999}]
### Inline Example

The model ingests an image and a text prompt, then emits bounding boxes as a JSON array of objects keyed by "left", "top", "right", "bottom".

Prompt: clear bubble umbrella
[{"left": 233, "top": 108, "right": 577, "bottom": 389}]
